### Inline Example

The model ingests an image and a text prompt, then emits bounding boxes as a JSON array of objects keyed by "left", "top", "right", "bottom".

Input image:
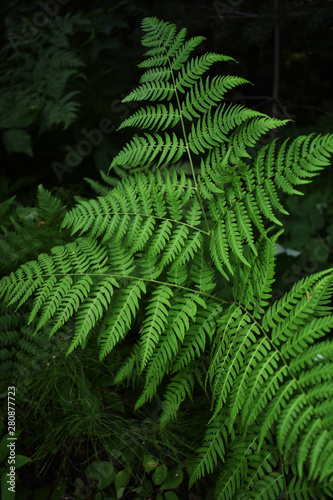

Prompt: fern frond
[
  {"left": 175, "top": 53, "right": 236, "bottom": 93},
  {"left": 214, "top": 434, "right": 281, "bottom": 500},
  {"left": 182, "top": 75, "right": 249, "bottom": 121},
  {"left": 140, "top": 284, "right": 173, "bottom": 371},
  {"left": 113, "top": 342, "right": 141, "bottom": 385},
  {"left": 64, "top": 276, "right": 119, "bottom": 353},
  {"left": 284, "top": 477, "right": 333, "bottom": 500},
  {"left": 118, "top": 103, "right": 181, "bottom": 131},
  {"left": 159, "top": 364, "right": 201, "bottom": 428},
  {"left": 189, "top": 415, "right": 228, "bottom": 486},
  {"left": 111, "top": 132, "right": 186, "bottom": 169},
  {"left": 2, "top": 16, "right": 333, "bottom": 498},
  {"left": 172, "top": 301, "right": 222, "bottom": 371},
  {"left": 232, "top": 232, "right": 279, "bottom": 317},
  {"left": 99, "top": 280, "right": 146, "bottom": 359},
  {"left": 0, "top": 237, "right": 122, "bottom": 358}
]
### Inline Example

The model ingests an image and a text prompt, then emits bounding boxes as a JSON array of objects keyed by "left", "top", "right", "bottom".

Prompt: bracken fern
[{"left": 1, "top": 17, "right": 333, "bottom": 498}]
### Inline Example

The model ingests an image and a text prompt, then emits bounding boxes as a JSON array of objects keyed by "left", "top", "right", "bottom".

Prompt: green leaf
[
  {"left": 162, "top": 466, "right": 183, "bottom": 489},
  {"left": 1, "top": 107, "right": 39, "bottom": 129},
  {"left": 116, "top": 487, "right": 125, "bottom": 499},
  {"left": 15, "top": 455, "right": 31, "bottom": 469},
  {"left": 164, "top": 492, "right": 179, "bottom": 500},
  {"left": 1, "top": 473, "right": 15, "bottom": 500},
  {"left": 152, "top": 464, "right": 168, "bottom": 485},
  {"left": 85, "top": 461, "right": 116, "bottom": 489},
  {"left": 143, "top": 454, "right": 159, "bottom": 473},
  {"left": 115, "top": 468, "right": 131, "bottom": 495},
  {"left": 2, "top": 129, "right": 33, "bottom": 156}
]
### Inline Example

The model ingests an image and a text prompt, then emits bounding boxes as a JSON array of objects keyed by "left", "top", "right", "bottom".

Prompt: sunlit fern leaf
[
  {"left": 110, "top": 133, "right": 186, "bottom": 170},
  {"left": 139, "top": 68, "right": 172, "bottom": 83},
  {"left": 0, "top": 238, "right": 113, "bottom": 346},
  {"left": 61, "top": 170, "right": 202, "bottom": 265},
  {"left": 229, "top": 271, "right": 333, "bottom": 482},
  {"left": 135, "top": 290, "right": 208, "bottom": 411},
  {"left": 121, "top": 81, "right": 176, "bottom": 103},
  {"left": 182, "top": 76, "right": 250, "bottom": 121},
  {"left": 230, "top": 116, "right": 289, "bottom": 159}
]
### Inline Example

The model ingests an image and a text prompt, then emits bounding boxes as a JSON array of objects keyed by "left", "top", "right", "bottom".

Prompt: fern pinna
[{"left": 1, "top": 17, "right": 333, "bottom": 498}]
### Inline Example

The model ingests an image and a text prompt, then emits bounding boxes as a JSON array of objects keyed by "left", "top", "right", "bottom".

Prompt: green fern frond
[
  {"left": 214, "top": 434, "right": 281, "bottom": 500},
  {"left": 140, "top": 284, "right": 173, "bottom": 371},
  {"left": 159, "top": 363, "right": 201, "bottom": 429},
  {"left": 284, "top": 476, "right": 333, "bottom": 499},
  {"left": 2, "top": 15, "right": 333, "bottom": 498},
  {"left": 175, "top": 53, "right": 236, "bottom": 93},
  {"left": 113, "top": 341, "right": 141, "bottom": 385},
  {"left": 189, "top": 414, "right": 228, "bottom": 486},
  {"left": 182, "top": 75, "right": 249, "bottom": 121},
  {"left": 118, "top": 103, "right": 181, "bottom": 131},
  {"left": 36, "top": 184, "right": 66, "bottom": 223},
  {"left": 172, "top": 300, "right": 222, "bottom": 372},
  {"left": 99, "top": 280, "right": 146, "bottom": 359},
  {"left": 232, "top": 232, "right": 280, "bottom": 317}
]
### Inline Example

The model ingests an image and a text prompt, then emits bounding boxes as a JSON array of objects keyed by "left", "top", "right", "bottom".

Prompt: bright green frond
[
  {"left": 189, "top": 415, "right": 228, "bottom": 486},
  {"left": 140, "top": 284, "right": 173, "bottom": 371},
  {"left": 99, "top": 280, "right": 146, "bottom": 360}
]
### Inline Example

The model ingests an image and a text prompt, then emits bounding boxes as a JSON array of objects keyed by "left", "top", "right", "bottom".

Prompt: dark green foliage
[
  {"left": 1, "top": 16, "right": 333, "bottom": 499},
  {"left": 0, "top": 185, "right": 68, "bottom": 275},
  {"left": 0, "top": 12, "right": 87, "bottom": 156}
]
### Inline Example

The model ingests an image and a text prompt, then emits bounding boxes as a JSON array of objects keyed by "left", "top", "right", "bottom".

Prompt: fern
[
  {"left": 0, "top": 12, "right": 86, "bottom": 156},
  {"left": 1, "top": 16, "right": 333, "bottom": 499}
]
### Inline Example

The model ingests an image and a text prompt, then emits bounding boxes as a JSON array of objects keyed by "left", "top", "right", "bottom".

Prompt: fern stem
[
  {"left": 67, "top": 211, "right": 210, "bottom": 236},
  {"left": 14, "top": 272, "right": 231, "bottom": 305},
  {"left": 164, "top": 51, "right": 211, "bottom": 234},
  {"left": 279, "top": 450, "right": 289, "bottom": 500},
  {"left": 222, "top": 276, "right": 233, "bottom": 301}
]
